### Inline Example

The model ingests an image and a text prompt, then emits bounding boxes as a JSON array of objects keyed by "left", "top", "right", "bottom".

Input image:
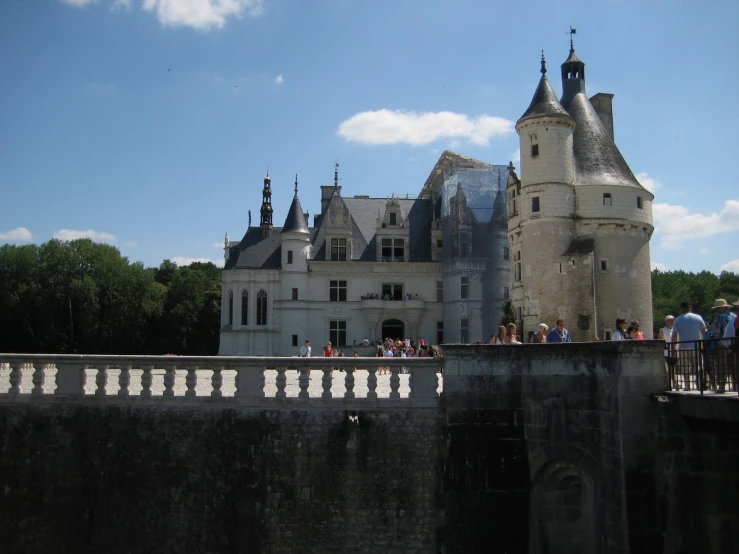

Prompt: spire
[
  {"left": 224, "top": 231, "right": 229, "bottom": 248},
  {"left": 334, "top": 160, "right": 340, "bottom": 192},
  {"left": 561, "top": 31, "right": 586, "bottom": 108},
  {"left": 518, "top": 54, "right": 569, "bottom": 122},
  {"left": 248, "top": 209, "right": 252, "bottom": 228},
  {"left": 282, "top": 173, "right": 310, "bottom": 235},
  {"left": 260, "top": 171, "right": 273, "bottom": 237},
  {"left": 569, "top": 26, "right": 576, "bottom": 53}
]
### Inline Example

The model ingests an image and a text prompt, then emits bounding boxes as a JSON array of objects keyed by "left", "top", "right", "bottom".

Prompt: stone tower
[{"left": 507, "top": 48, "right": 654, "bottom": 342}]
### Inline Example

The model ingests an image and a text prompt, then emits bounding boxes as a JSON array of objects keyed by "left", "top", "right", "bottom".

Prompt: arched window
[
  {"left": 228, "top": 290, "right": 234, "bottom": 326},
  {"left": 256, "top": 290, "right": 267, "bottom": 326},
  {"left": 241, "top": 290, "right": 248, "bottom": 325}
]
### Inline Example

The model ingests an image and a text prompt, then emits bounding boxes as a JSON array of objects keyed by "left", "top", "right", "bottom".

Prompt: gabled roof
[
  {"left": 518, "top": 74, "right": 570, "bottom": 121},
  {"left": 225, "top": 227, "right": 284, "bottom": 270}
]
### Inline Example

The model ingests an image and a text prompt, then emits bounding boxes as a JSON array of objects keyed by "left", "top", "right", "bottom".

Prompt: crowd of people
[{"left": 360, "top": 293, "right": 422, "bottom": 301}]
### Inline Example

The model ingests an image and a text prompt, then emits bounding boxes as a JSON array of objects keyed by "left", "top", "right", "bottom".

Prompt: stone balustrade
[{"left": 0, "top": 354, "right": 442, "bottom": 408}]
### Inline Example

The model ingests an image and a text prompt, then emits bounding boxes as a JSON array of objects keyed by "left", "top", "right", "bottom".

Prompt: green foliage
[
  {"left": 500, "top": 300, "right": 516, "bottom": 326},
  {"left": 0, "top": 240, "right": 221, "bottom": 355},
  {"left": 651, "top": 269, "right": 739, "bottom": 337}
]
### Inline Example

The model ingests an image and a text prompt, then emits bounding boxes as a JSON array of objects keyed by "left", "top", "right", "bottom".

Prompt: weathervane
[
  {"left": 568, "top": 26, "right": 577, "bottom": 52},
  {"left": 294, "top": 174, "right": 299, "bottom": 194}
]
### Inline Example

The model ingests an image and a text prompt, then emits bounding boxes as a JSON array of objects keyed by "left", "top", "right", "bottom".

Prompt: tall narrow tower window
[
  {"left": 530, "top": 144, "right": 539, "bottom": 157},
  {"left": 603, "top": 193, "right": 612, "bottom": 206},
  {"left": 241, "top": 290, "right": 248, "bottom": 325},
  {"left": 256, "top": 290, "right": 268, "bottom": 326},
  {"left": 228, "top": 290, "right": 234, "bottom": 326},
  {"left": 636, "top": 196, "right": 643, "bottom": 209},
  {"left": 514, "top": 251, "right": 522, "bottom": 282},
  {"left": 287, "top": 250, "right": 293, "bottom": 264},
  {"left": 532, "top": 197, "right": 541, "bottom": 213},
  {"left": 461, "top": 276, "right": 469, "bottom": 299}
]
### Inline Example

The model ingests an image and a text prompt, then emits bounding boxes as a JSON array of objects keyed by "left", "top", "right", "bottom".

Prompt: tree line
[
  {"left": 1, "top": 239, "right": 737, "bottom": 354},
  {"left": 0, "top": 239, "right": 220, "bottom": 355}
]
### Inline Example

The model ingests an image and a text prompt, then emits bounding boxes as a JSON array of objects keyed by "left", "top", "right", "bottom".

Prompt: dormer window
[
  {"left": 389, "top": 212, "right": 397, "bottom": 226},
  {"left": 330, "top": 237, "right": 347, "bottom": 261}
]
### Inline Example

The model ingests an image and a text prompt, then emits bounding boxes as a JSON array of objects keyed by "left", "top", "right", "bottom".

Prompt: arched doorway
[{"left": 381, "top": 319, "right": 405, "bottom": 341}]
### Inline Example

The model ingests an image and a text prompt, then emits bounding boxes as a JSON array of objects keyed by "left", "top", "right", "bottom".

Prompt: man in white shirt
[{"left": 299, "top": 340, "right": 312, "bottom": 379}]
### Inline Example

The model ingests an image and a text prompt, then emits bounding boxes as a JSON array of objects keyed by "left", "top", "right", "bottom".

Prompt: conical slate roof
[
  {"left": 519, "top": 74, "right": 570, "bottom": 121},
  {"left": 282, "top": 193, "right": 310, "bottom": 234}
]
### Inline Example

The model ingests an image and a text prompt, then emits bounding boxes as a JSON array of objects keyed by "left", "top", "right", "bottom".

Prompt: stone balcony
[{"left": 0, "top": 354, "right": 442, "bottom": 408}]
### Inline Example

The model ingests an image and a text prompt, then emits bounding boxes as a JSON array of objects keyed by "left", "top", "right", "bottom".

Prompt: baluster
[
  {"left": 185, "top": 365, "right": 198, "bottom": 397},
  {"left": 321, "top": 366, "right": 332, "bottom": 399},
  {"left": 163, "top": 364, "right": 176, "bottom": 397},
  {"left": 298, "top": 367, "right": 310, "bottom": 398},
  {"left": 211, "top": 365, "right": 223, "bottom": 397},
  {"left": 8, "top": 361, "right": 23, "bottom": 395},
  {"left": 366, "top": 366, "right": 378, "bottom": 400},
  {"left": 140, "top": 364, "right": 153, "bottom": 398},
  {"left": 31, "top": 362, "right": 46, "bottom": 396},
  {"left": 276, "top": 367, "right": 287, "bottom": 399},
  {"left": 118, "top": 364, "right": 132, "bottom": 397},
  {"left": 79, "top": 364, "right": 88, "bottom": 395},
  {"left": 389, "top": 366, "right": 400, "bottom": 399},
  {"left": 344, "top": 367, "right": 355, "bottom": 400},
  {"left": 408, "top": 366, "right": 414, "bottom": 398},
  {"left": 95, "top": 364, "right": 109, "bottom": 397}
]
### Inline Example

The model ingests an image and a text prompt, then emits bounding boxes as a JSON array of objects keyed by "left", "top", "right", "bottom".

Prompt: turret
[
  {"left": 515, "top": 52, "right": 576, "bottom": 188},
  {"left": 281, "top": 174, "right": 311, "bottom": 273}
]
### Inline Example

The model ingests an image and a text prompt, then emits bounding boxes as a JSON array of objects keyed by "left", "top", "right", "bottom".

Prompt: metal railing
[
  {"left": 664, "top": 336, "right": 738, "bottom": 394},
  {"left": 0, "top": 354, "right": 442, "bottom": 408}
]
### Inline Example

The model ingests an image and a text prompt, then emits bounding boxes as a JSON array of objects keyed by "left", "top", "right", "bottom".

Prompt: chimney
[{"left": 589, "top": 93, "right": 615, "bottom": 141}]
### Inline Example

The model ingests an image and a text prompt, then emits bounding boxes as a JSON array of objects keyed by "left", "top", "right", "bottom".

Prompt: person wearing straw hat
[{"left": 710, "top": 299, "right": 736, "bottom": 342}]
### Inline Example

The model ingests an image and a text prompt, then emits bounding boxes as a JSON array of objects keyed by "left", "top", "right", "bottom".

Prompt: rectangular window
[
  {"left": 382, "top": 283, "right": 403, "bottom": 301},
  {"left": 389, "top": 212, "right": 397, "bottom": 226},
  {"left": 603, "top": 193, "right": 612, "bottom": 206},
  {"left": 514, "top": 250, "right": 522, "bottom": 282},
  {"left": 292, "top": 288, "right": 298, "bottom": 300},
  {"left": 393, "top": 238, "right": 404, "bottom": 262},
  {"left": 436, "top": 281, "right": 443, "bottom": 303},
  {"left": 287, "top": 250, "right": 293, "bottom": 264},
  {"left": 330, "top": 237, "right": 347, "bottom": 261},
  {"left": 531, "top": 144, "right": 539, "bottom": 157},
  {"left": 556, "top": 262, "right": 564, "bottom": 274},
  {"left": 503, "top": 246, "right": 510, "bottom": 261},
  {"left": 437, "top": 321, "right": 444, "bottom": 345},
  {"left": 578, "top": 315, "right": 590, "bottom": 331},
  {"left": 436, "top": 239, "right": 443, "bottom": 249},
  {"left": 600, "top": 259, "right": 608, "bottom": 271},
  {"left": 460, "top": 318, "right": 469, "bottom": 343},
  {"left": 532, "top": 196, "right": 540, "bottom": 213},
  {"left": 329, "top": 320, "right": 347, "bottom": 347},
  {"left": 517, "top": 307, "right": 523, "bottom": 323},
  {"left": 292, "top": 334, "right": 298, "bottom": 347},
  {"left": 329, "top": 280, "right": 347, "bottom": 302},
  {"left": 637, "top": 196, "right": 643, "bottom": 209},
  {"left": 504, "top": 286, "right": 510, "bottom": 300},
  {"left": 256, "top": 291, "right": 267, "bottom": 326},
  {"left": 459, "top": 233, "right": 468, "bottom": 257},
  {"left": 460, "top": 276, "right": 469, "bottom": 300}
]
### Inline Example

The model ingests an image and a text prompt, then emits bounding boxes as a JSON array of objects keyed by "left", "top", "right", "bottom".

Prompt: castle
[{"left": 219, "top": 43, "right": 653, "bottom": 353}]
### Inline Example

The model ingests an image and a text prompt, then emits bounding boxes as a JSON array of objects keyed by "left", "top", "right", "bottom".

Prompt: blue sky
[{"left": 1, "top": 0, "right": 737, "bottom": 274}]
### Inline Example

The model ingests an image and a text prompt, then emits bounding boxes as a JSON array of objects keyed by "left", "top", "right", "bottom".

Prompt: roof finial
[
  {"left": 540, "top": 50, "right": 547, "bottom": 74},
  {"left": 569, "top": 26, "right": 577, "bottom": 53},
  {"left": 334, "top": 160, "right": 340, "bottom": 191},
  {"left": 294, "top": 174, "right": 298, "bottom": 194},
  {"left": 266, "top": 164, "right": 269, "bottom": 178},
  {"left": 248, "top": 210, "right": 252, "bottom": 227}
]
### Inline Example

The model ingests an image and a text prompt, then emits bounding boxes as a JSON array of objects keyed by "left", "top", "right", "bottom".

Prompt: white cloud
[
  {"left": 275, "top": 74, "right": 284, "bottom": 85},
  {"left": 172, "top": 256, "right": 224, "bottom": 267},
  {"left": 212, "top": 242, "right": 226, "bottom": 249},
  {"left": 337, "top": 109, "right": 514, "bottom": 146},
  {"left": 720, "top": 259, "right": 739, "bottom": 274},
  {"left": 651, "top": 262, "right": 668, "bottom": 271},
  {"left": 0, "top": 227, "right": 33, "bottom": 241},
  {"left": 123, "top": 241, "right": 138, "bottom": 247},
  {"left": 635, "top": 172, "right": 660, "bottom": 193},
  {"left": 698, "top": 248, "right": 711, "bottom": 255},
  {"left": 652, "top": 200, "right": 739, "bottom": 249},
  {"left": 142, "top": 0, "right": 263, "bottom": 30},
  {"left": 54, "top": 229, "right": 116, "bottom": 242},
  {"left": 511, "top": 148, "right": 520, "bottom": 164}
]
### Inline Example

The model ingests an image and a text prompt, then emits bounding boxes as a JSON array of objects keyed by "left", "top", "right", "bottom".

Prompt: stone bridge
[{"left": 0, "top": 343, "right": 737, "bottom": 553}]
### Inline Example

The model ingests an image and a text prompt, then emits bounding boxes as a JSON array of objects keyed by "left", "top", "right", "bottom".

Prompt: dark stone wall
[{"left": 0, "top": 405, "right": 442, "bottom": 554}]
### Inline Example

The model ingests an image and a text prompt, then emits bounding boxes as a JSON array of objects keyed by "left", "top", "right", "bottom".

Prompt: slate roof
[
  {"left": 224, "top": 227, "right": 284, "bottom": 270},
  {"left": 563, "top": 92, "right": 645, "bottom": 190},
  {"left": 282, "top": 193, "right": 310, "bottom": 234},
  {"left": 518, "top": 74, "right": 570, "bottom": 121}
]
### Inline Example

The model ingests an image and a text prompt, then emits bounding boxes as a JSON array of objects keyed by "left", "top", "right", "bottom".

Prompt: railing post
[
  {"left": 409, "top": 365, "right": 439, "bottom": 400},
  {"left": 185, "top": 365, "right": 198, "bottom": 397},
  {"left": 298, "top": 367, "right": 310, "bottom": 398},
  {"left": 118, "top": 364, "right": 132, "bottom": 397},
  {"left": 163, "top": 364, "right": 176, "bottom": 397},
  {"left": 321, "top": 366, "right": 332, "bottom": 399},
  {"left": 366, "top": 367, "right": 377, "bottom": 400},
  {"left": 31, "top": 362, "right": 46, "bottom": 396},
  {"left": 344, "top": 367, "right": 355, "bottom": 400},
  {"left": 235, "top": 363, "right": 265, "bottom": 399},
  {"left": 276, "top": 367, "right": 288, "bottom": 399},
  {"left": 140, "top": 364, "right": 153, "bottom": 398},
  {"left": 211, "top": 365, "right": 223, "bottom": 398},
  {"left": 389, "top": 367, "right": 400, "bottom": 399},
  {"left": 95, "top": 364, "right": 108, "bottom": 397},
  {"left": 54, "top": 362, "right": 86, "bottom": 396},
  {"left": 8, "top": 361, "right": 23, "bottom": 395}
]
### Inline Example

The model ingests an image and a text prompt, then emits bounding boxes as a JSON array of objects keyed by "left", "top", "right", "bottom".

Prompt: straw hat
[{"left": 710, "top": 299, "right": 729, "bottom": 310}]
